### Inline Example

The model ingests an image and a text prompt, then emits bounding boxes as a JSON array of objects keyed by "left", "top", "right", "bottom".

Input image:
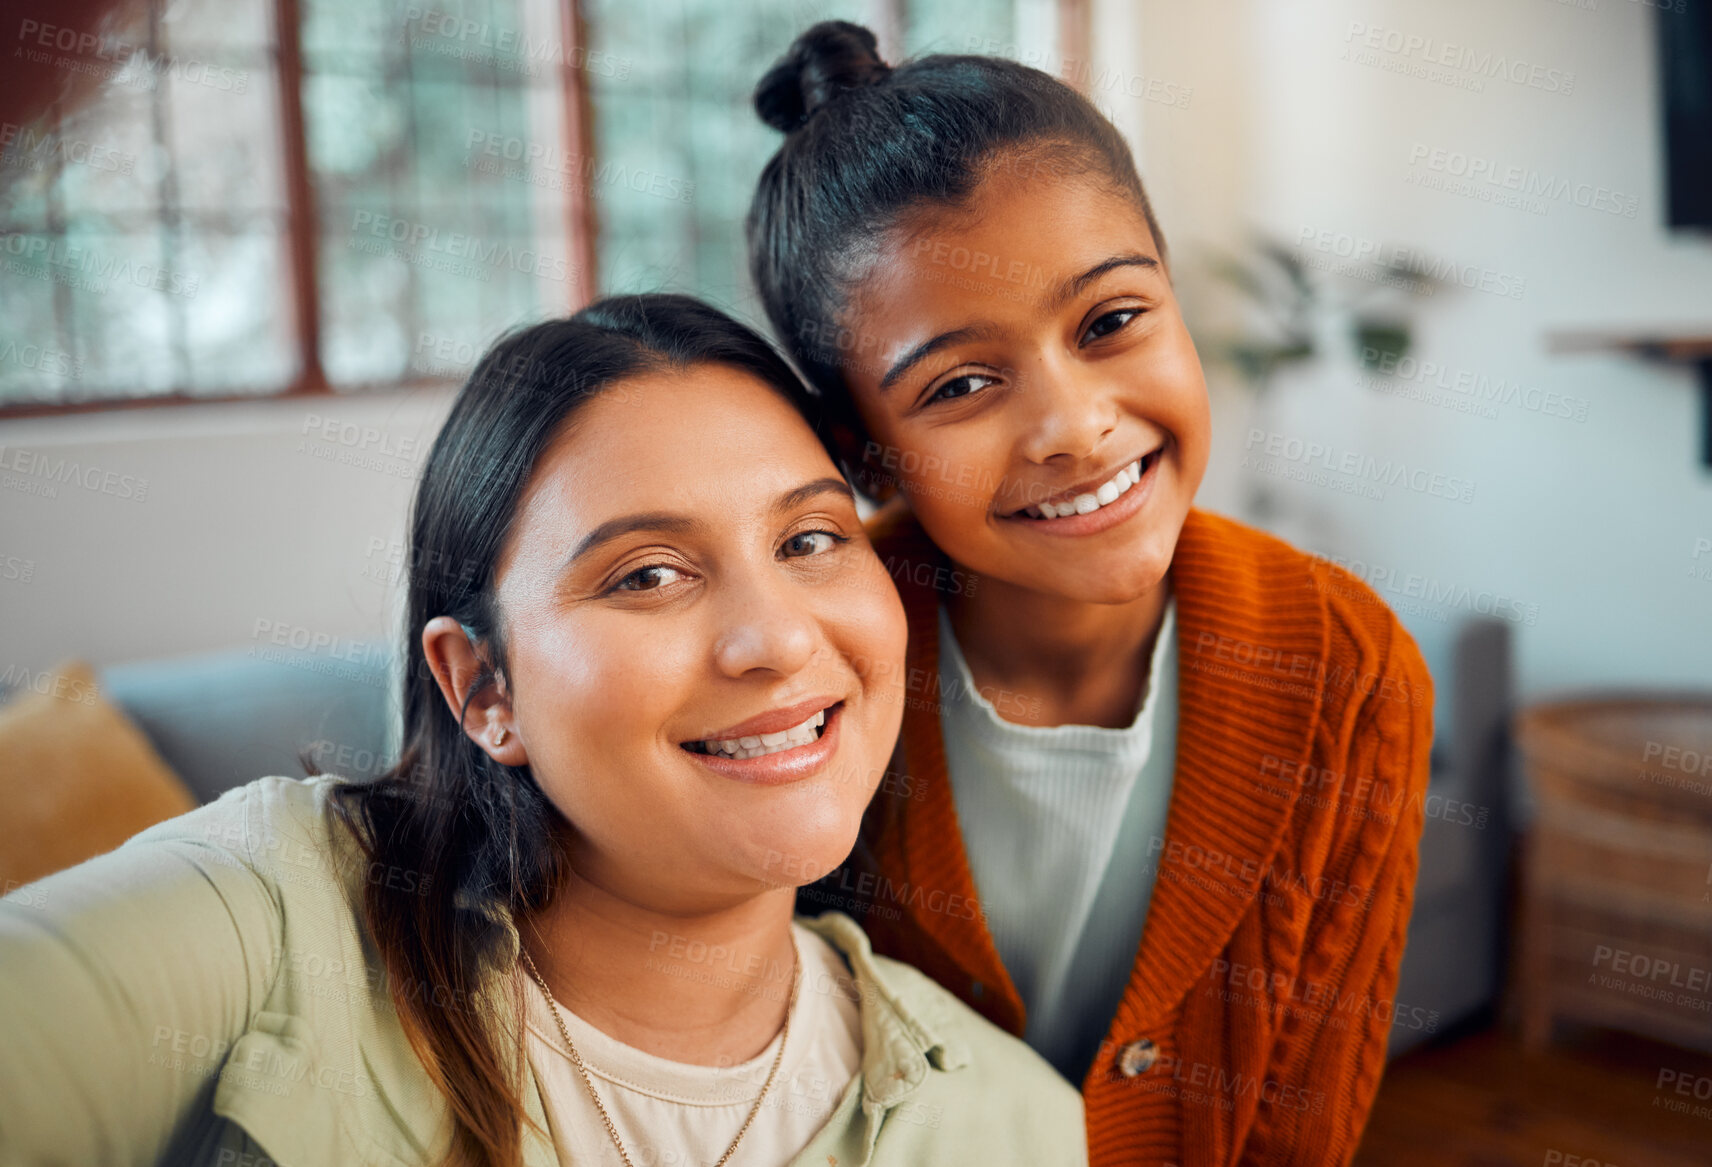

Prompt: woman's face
[
  {"left": 477, "top": 364, "right": 906, "bottom": 913},
  {"left": 838, "top": 158, "right": 1212, "bottom": 605}
]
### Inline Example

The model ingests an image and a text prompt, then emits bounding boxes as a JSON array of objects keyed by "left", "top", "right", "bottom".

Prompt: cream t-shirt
[{"left": 520, "top": 920, "right": 863, "bottom": 1167}]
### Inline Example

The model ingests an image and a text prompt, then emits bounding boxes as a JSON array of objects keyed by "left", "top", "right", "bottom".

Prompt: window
[
  {"left": 0, "top": 0, "right": 582, "bottom": 412},
  {"left": 582, "top": 0, "right": 1046, "bottom": 324},
  {"left": 0, "top": 0, "right": 1074, "bottom": 413}
]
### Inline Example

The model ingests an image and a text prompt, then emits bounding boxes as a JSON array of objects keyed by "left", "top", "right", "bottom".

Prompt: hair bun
[{"left": 754, "top": 21, "right": 891, "bottom": 134}]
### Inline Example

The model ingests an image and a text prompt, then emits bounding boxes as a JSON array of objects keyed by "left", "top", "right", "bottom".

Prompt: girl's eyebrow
[
  {"left": 880, "top": 325, "right": 998, "bottom": 393},
  {"left": 878, "top": 252, "right": 1161, "bottom": 392},
  {"left": 1046, "top": 252, "right": 1160, "bottom": 312}
]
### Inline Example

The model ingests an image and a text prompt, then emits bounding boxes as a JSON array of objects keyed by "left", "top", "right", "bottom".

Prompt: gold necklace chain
[{"left": 519, "top": 943, "right": 797, "bottom": 1167}]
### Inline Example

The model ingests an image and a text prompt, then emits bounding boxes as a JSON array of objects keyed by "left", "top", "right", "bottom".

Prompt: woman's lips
[{"left": 682, "top": 701, "right": 845, "bottom": 786}]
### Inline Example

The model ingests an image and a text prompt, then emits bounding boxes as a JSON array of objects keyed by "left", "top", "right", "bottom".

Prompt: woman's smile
[{"left": 680, "top": 698, "right": 847, "bottom": 785}]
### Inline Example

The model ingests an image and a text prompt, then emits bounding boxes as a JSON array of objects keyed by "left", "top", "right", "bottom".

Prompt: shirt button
[{"left": 1117, "top": 1039, "right": 1158, "bottom": 1077}]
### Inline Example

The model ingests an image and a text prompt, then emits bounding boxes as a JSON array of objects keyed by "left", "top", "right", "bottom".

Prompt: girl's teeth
[
  {"left": 697, "top": 708, "right": 827, "bottom": 759},
  {"left": 1032, "top": 458, "right": 1146, "bottom": 519}
]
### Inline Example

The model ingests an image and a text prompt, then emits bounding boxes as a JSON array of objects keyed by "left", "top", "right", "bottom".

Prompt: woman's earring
[{"left": 493, "top": 728, "right": 508, "bottom": 747}]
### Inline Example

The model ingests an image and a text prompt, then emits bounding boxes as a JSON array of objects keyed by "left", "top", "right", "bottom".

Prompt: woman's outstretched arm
[{"left": 0, "top": 792, "right": 280, "bottom": 1166}]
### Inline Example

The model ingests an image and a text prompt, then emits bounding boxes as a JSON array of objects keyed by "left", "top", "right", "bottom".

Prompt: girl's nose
[{"left": 1013, "top": 354, "right": 1121, "bottom": 467}]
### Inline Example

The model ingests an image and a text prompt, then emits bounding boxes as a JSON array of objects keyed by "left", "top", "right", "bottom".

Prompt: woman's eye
[
  {"left": 928, "top": 373, "right": 997, "bottom": 405},
  {"left": 613, "top": 564, "right": 684, "bottom": 592},
  {"left": 781, "top": 530, "right": 846, "bottom": 558},
  {"left": 1083, "top": 308, "right": 1140, "bottom": 343}
]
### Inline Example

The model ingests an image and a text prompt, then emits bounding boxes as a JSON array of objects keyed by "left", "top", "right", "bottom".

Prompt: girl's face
[
  {"left": 840, "top": 160, "right": 1211, "bottom": 605},
  {"left": 481, "top": 365, "right": 906, "bottom": 913}
]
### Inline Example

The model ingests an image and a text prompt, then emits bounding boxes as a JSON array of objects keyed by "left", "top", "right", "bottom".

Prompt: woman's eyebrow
[{"left": 558, "top": 477, "right": 855, "bottom": 573}]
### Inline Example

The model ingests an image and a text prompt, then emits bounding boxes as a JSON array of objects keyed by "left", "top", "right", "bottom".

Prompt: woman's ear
[{"left": 421, "top": 615, "right": 527, "bottom": 767}]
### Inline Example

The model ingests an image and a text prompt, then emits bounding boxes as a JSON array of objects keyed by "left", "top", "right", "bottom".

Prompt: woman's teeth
[
  {"left": 1022, "top": 456, "right": 1147, "bottom": 520},
  {"left": 692, "top": 708, "right": 826, "bottom": 759}
]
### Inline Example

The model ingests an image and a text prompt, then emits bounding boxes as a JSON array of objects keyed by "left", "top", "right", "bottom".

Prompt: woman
[
  {"left": 0, "top": 295, "right": 1085, "bottom": 1167},
  {"left": 747, "top": 24, "right": 1434, "bottom": 1167}
]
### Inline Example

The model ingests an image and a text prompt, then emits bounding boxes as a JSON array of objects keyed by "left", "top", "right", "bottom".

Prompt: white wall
[
  {"left": 1109, "top": 0, "right": 1712, "bottom": 701},
  {"left": 0, "top": 387, "right": 454, "bottom": 675}
]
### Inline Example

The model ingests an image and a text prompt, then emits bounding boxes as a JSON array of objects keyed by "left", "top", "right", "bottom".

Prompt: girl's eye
[
  {"left": 1083, "top": 308, "right": 1141, "bottom": 344},
  {"left": 613, "top": 564, "right": 685, "bottom": 592},
  {"left": 782, "top": 530, "right": 847, "bottom": 558},
  {"left": 928, "top": 373, "right": 998, "bottom": 406}
]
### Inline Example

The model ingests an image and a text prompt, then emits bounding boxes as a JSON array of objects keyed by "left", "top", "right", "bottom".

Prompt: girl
[
  {"left": 747, "top": 23, "right": 1434, "bottom": 1167},
  {"left": 0, "top": 295, "right": 1085, "bottom": 1167}
]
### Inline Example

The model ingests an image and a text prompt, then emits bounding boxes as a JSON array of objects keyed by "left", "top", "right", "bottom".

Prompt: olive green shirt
[{"left": 0, "top": 775, "right": 1085, "bottom": 1166}]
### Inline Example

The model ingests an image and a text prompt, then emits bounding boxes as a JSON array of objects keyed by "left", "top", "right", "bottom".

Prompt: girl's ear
[{"left": 421, "top": 615, "right": 527, "bottom": 767}]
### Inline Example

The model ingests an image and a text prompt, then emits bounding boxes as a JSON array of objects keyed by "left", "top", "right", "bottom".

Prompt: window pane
[
  {"left": 584, "top": 0, "right": 841, "bottom": 307},
  {"left": 166, "top": 62, "right": 286, "bottom": 214},
  {"left": 11, "top": 99, "right": 163, "bottom": 222},
  {"left": 162, "top": 0, "right": 275, "bottom": 53},
  {"left": 304, "top": 0, "right": 574, "bottom": 388},
  {"left": 584, "top": 1, "right": 1034, "bottom": 314},
  {"left": 179, "top": 226, "right": 295, "bottom": 393},
  {"left": 0, "top": 0, "right": 288, "bottom": 407}
]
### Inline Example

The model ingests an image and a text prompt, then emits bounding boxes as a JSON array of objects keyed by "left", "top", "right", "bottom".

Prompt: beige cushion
[{"left": 0, "top": 660, "right": 198, "bottom": 890}]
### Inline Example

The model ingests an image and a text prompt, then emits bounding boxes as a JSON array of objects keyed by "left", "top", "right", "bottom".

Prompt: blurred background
[{"left": 1, "top": 1, "right": 1710, "bottom": 1162}]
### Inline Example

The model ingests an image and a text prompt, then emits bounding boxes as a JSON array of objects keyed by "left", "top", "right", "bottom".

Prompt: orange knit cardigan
[{"left": 814, "top": 501, "right": 1434, "bottom": 1166}]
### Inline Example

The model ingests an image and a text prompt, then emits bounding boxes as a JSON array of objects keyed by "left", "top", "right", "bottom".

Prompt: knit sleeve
[{"left": 1242, "top": 612, "right": 1435, "bottom": 1166}]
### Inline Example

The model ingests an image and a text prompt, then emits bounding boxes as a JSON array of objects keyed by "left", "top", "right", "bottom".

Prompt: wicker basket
[{"left": 1513, "top": 693, "right": 1712, "bottom": 1053}]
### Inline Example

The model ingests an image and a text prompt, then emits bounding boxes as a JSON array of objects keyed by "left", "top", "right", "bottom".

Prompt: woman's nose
[{"left": 710, "top": 570, "right": 820, "bottom": 679}]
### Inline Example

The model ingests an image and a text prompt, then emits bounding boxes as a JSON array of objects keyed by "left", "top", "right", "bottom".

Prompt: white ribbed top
[{"left": 936, "top": 596, "right": 1177, "bottom": 1085}]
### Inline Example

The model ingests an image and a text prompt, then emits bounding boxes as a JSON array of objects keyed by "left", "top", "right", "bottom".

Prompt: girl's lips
[
  {"left": 683, "top": 701, "right": 845, "bottom": 786},
  {"left": 1000, "top": 446, "right": 1164, "bottom": 537}
]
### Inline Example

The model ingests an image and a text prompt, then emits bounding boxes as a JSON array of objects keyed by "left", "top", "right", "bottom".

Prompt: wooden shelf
[{"left": 1546, "top": 328, "right": 1712, "bottom": 467}]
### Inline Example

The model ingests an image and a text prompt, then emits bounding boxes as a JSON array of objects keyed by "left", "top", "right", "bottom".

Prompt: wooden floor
[{"left": 1354, "top": 1022, "right": 1712, "bottom": 1166}]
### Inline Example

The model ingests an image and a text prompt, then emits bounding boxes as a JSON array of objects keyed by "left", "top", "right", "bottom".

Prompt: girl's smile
[{"left": 998, "top": 441, "right": 1168, "bottom": 534}]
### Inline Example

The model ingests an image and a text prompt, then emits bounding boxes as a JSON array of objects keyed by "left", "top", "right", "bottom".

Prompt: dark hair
[
  {"left": 318, "top": 293, "right": 825, "bottom": 1167},
  {"left": 746, "top": 21, "right": 1166, "bottom": 474}
]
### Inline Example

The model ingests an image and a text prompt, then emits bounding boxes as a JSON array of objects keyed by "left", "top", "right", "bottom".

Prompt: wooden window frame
[
  {"left": 3, "top": 0, "right": 598, "bottom": 420},
  {"left": 4, "top": 0, "right": 1084, "bottom": 420}
]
